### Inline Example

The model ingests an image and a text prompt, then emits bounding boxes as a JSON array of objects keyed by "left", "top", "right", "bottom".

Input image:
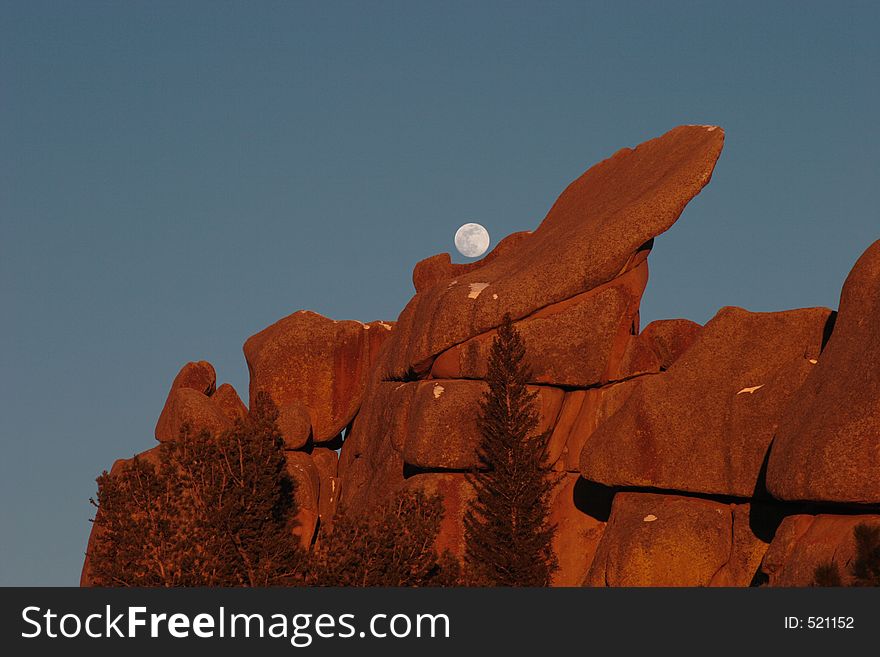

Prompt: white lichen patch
[
  {"left": 448, "top": 280, "right": 458, "bottom": 287},
  {"left": 468, "top": 282, "right": 490, "bottom": 299},
  {"left": 433, "top": 384, "right": 445, "bottom": 399},
  {"left": 809, "top": 358, "right": 818, "bottom": 364},
  {"left": 737, "top": 385, "right": 764, "bottom": 395},
  {"left": 643, "top": 515, "right": 658, "bottom": 522},
  {"left": 492, "top": 293, "right": 498, "bottom": 300}
]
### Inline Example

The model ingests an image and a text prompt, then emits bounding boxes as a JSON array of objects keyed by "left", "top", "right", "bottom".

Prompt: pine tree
[
  {"left": 306, "top": 489, "right": 459, "bottom": 586},
  {"left": 463, "top": 313, "right": 558, "bottom": 586},
  {"left": 88, "top": 452, "right": 185, "bottom": 586},
  {"left": 87, "top": 392, "right": 305, "bottom": 586},
  {"left": 173, "top": 392, "right": 305, "bottom": 586}
]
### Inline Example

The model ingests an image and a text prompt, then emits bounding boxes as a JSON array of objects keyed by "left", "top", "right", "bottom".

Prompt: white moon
[{"left": 454, "top": 223, "right": 490, "bottom": 258}]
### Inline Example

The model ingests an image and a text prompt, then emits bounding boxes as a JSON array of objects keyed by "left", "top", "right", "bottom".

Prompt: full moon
[{"left": 454, "top": 223, "right": 490, "bottom": 258}]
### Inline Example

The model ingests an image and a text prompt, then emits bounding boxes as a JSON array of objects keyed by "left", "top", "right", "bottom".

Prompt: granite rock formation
[{"left": 84, "top": 126, "right": 880, "bottom": 587}]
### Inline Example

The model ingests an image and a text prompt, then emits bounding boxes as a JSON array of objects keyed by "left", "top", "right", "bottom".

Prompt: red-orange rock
[
  {"left": 581, "top": 306, "right": 832, "bottom": 497},
  {"left": 337, "top": 380, "right": 413, "bottom": 513},
  {"left": 767, "top": 241, "right": 880, "bottom": 504},
  {"left": 154, "top": 361, "right": 219, "bottom": 440},
  {"left": 312, "top": 447, "right": 340, "bottom": 523},
  {"left": 402, "top": 473, "right": 474, "bottom": 558},
  {"left": 211, "top": 383, "right": 248, "bottom": 423},
  {"left": 429, "top": 260, "right": 648, "bottom": 387},
  {"left": 612, "top": 332, "right": 662, "bottom": 381},
  {"left": 640, "top": 318, "right": 702, "bottom": 370},
  {"left": 154, "top": 387, "right": 232, "bottom": 443},
  {"left": 549, "top": 475, "right": 607, "bottom": 586},
  {"left": 585, "top": 492, "right": 768, "bottom": 587},
  {"left": 169, "top": 361, "right": 217, "bottom": 396},
  {"left": 760, "top": 514, "right": 880, "bottom": 586},
  {"left": 276, "top": 399, "right": 312, "bottom": 450},
  {"left": 412, "top": 232, "right": 532, "bottom": 293},
  {"left": 401, "top": 380, "right": 563, "bottom": 470},
  {"left": 380, "top": 125, "right": 725, "bottom": 380},
  {"left": 285, "top": 451, "right": 320, "bottom": 548},
  {"left": 243, "top": 310, "right": 393, "bottom": 445},
  {"left": 545, "top": 380, "right": 645, "bottom": 471},
  {"left": 312, "top": 447, "right": 338, "bottom": 482}
]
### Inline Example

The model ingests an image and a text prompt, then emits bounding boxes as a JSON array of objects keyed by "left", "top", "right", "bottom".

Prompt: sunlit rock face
[
  {"left": 580, "top": 306, "right": 833, "bottom": 498},
  {"left": 379, "top": 125, "right": 725, "bottom": 382},
  {"left": 243, "top": 310, "right": 394, "bottom": 446},
  {"left": 84, "top": 125, "right": 880, "bottom": 587},
  {"left": 767, "top": 240, "right": 880, "bottom": 505}
]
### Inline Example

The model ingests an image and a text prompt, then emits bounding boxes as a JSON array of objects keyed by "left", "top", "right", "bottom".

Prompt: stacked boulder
[
  {"left": 242, "top": 311, "right": 393, "bottom": 545},
  {"left": 83, "top": 125, "right": 880, "bottom": 586},
  {"left": 338, "top": 124, "right": 728, "bottom": 585}
]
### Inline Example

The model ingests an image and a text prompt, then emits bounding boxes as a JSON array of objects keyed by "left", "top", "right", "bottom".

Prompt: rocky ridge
[{"left": 82, "top": 125, "right": 880, "bottom": 586}]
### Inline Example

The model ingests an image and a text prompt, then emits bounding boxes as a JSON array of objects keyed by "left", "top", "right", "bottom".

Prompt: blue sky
[{"left": 1, "top": 1, "right": 878, "bottom": 585}]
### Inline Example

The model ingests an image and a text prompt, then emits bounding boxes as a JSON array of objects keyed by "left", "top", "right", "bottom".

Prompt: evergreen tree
[
  {"left": 307, "top": 489, "right": 458, "bottom": 586},
  {"left": 88, "top": 452, "right": 184, "bottom": 586},
  {"left": 87, "top": 392, "right": 304, "bottom": 586},
  {"left": 463, "top": 313, "right": 558, "bottom": 586},
  {"left": 173, "top": 392, "right": 305, "bottom": 586}
]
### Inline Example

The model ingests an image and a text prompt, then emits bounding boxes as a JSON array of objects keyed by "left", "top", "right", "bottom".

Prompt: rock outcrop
[
  {"left": 379, "top": 125, "right": 724, "bottom": 381},
  {"left": 760, "top": 513, "right": 880, "bottom": 586},
  {"left": 153, "top": 361, "right": 251, "bottom": 442},
  {"left": 585, "top": 493, "right": 769, "bottom": 587},
  {"left": 243, "top": 311, "right": 393, "bottom": 446},
  {"left": 85, "top": 125, "right": 880, "bottom": 588},
  {"left": 338, "top": 124, "right": 726, "bottom": 515},
  {"left": 580, "top": 306, "right": 833, "bottom": 497},
  {"left": 766, "top": 240, "right": 880, "bottom": 505},
  {"left": 155, "top": 384, "right": 233, "bottom": 444}
]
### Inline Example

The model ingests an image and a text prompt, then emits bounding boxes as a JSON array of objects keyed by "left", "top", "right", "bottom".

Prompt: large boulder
[
  {"left": 166, "top": 360, "right": 216, "bottom": 396},
  {"left": 401, "top": 380, "right": 564, "bottom": 470},
  {"left": 585, "top": 492, "right": 769, "bottom": 587},
  {"left": 154, "top": 361, "right": 221, "bottom": 441},
  {"left": 429, "top": 261, "right": 648, "bottom": 387},
  {"left": 154, "top": 387, "right": 232, "bottom": 442},
  {"left": 378, "top": 125, "right": 725, "bottom": 380},
  {"left": 243, "top": 311, "right": 393, "bottom": 445},
  {"left": 580, "top": 306, "right": 832, "bottom": 497},
  {"left": 767, "top": 241, "right": 880, "bottom": 504},
  {"left": 760, "top": 514, "right": 880, "bottom": 586}
]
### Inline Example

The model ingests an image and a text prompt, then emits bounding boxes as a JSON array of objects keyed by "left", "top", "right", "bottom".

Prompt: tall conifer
[{"left": 463, "top": 313, "right": 558, "bottom": 586}]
